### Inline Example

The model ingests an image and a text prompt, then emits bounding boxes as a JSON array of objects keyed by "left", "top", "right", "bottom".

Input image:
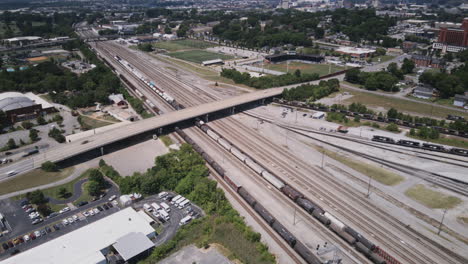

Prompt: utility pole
[
  {"left": 321, "top": 149, "right": 325, "bottom": 168},
  {"left": 438, "top": 208, "right": 448, "bottom": 235}
]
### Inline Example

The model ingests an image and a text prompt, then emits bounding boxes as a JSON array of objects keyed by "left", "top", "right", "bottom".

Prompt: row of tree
[
  {"left": 281, "top": 79, "right": 340, "bottom": 101},
  {"left": 220, "top": 68, "right": 319, "bottom": 89}
]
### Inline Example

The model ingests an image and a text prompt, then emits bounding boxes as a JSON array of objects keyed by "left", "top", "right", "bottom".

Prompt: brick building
[
  {"left": 411, "top": 55, "right": 444, "bottom": 69},
  {"left": 432, "top": 18, "right": 468, "bottom": 53},
  {"left": 0, "top": 92, "right": 56, "bottom": 123}
]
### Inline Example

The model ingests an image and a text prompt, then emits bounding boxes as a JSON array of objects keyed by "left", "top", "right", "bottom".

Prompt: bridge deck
[{"left": 24, "top": 88, "right": 283, "bottom": 169}]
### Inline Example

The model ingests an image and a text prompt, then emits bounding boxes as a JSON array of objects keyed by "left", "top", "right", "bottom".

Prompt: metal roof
[
  {"left": 113, "top": 232, "right": 154, "bottom": 261},
  {"left": 0, "top": 94, "right": 36, "bottom": 112}
]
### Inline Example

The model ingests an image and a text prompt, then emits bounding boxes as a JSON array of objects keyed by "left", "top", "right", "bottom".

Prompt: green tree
[
  {"left": 294, "top": 69, "right": 301, "bottom": 77},
  {"left": 41, "top": 161, "right": 58, "bottom": 172},
  {"left": 22, "top": 121, "right": 34, "bottom": 130},
  {"left": 29, "top": 129, "right": 39, "bottom": 142},
  {"left": 401, "top": 58, "right": 415, "bottom": 74},
  {"left": 88, "top": 169, "right": 106, "bottom": 188},
  {"left": 37, "top": 204, "right": 52, "bottom": 216},
  {"left": 386, "top": 123, "right": 399, "bottom": 132},
  {"left": 375, "top": 47, "right": 386, "bottom": 56},
  {"left": 27, "top": 190, "right": 47, "bottom": 205},
  {"left": 87, "top": 180, "right": 102, "bottom": 197},
  {"left": 6, "top": 138, "right": 17, "bottom": 150},
  {"left": 36, "top": 116, "right": 47, "bottom": 125},
  {"left": 58, "top": 187, "right": 69, "bottom": 199}
]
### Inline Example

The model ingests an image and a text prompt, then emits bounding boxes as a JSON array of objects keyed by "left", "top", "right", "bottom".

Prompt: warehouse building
[
  {"left": 0, "top": 92, "right": 56, "bottom": 123},
  {"left": 335, "top": 46, "right": 376, "bottom": 58},
  {"left": 3, "top": 207, "right": 156, "bottom": 264}
]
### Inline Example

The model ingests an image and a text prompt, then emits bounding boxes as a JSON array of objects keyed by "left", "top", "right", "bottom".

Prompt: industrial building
[
  {"left": 335, "top": 46, "right": 376, "bottom": 58},
  {"left": 3, "top": 207, "right": 156, "bottom": 264},
  {"left": 0, "top": 92, "right": 56, "bottom": 123}
]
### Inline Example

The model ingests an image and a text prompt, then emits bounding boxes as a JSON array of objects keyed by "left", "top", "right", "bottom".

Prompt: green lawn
[
  {"left": 168, "top": 50, "right": 233, "bottom": 64},
  {"left": 159, "top": 135, "right": 173, "bottom": 147},
  {"left": 341, "top": 84, "right": 468, "bottom": 119},
  {"left": 78, "top": 115, "right": 116, "bottom": 130},
  {"left": 0, "top": 167, "right": 75, "bottom": 196},
  {"left": 263, "top": 61, "right": 346, "bottom": 76},
  {"left": 371, "top": 55, "right": 395, "bottom": 63},
  {"left": 311, "top": 145, "right": 404, "bottom": 186},
  {"left": 405, "top": 184, "right": 462, "bottom": 209},
  {"left": 154, "top": 39, "right": 215, "bottom": 52}
]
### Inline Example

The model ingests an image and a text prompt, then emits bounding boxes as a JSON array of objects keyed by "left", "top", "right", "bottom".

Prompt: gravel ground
[{"left": 158, "top": 245, "right": 232, "bottom": 264}]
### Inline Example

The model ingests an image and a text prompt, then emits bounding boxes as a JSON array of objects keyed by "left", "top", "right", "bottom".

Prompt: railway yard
[{"left": 87, "top": 39, "right": 468, "bottom": 264}]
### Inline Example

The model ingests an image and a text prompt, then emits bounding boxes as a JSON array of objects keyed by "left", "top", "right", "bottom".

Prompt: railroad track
[{"left": 96, "top": 41, "right": 468, "bottom": 264}]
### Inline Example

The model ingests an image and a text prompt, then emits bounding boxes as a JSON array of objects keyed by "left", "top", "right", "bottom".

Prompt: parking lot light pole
[{"left": 438, "top": 208, "right": 448, "bottom": 235}]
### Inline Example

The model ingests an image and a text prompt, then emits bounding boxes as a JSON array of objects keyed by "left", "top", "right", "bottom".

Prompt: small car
[
  {"left": 29, "top": 233, "right": 36, "bottom": 240},
  {"left": 92, "top": 208, "right": 99, "bottom": 214},
  {"left": 40, "top": 229, "right": 46, "bottom": 236},
  {"left": 83, "top": 211, "right": 89, "bottom": 217},
  {"left": 7, "top": 241, "right": 14, "bottom": 248},
  {"left": 72, "top": 215, "right": 78, "bottom": 221},
  {"left": 96, "top": 206, "right": 103, "bottom": 211},
  {"left": 78, "top": 201, "right": 88, "bottom": 207},
  {"left": 53, "top": 224, "right": 60, "bottom": 231},
  {"left": 107, "top": 202, "right": 113, "bottom": 208},
  {"left": 108, "top": 195, "right": 117, "bottom": 201},
  {"left": 59, "top": 207, "right": 70, "bottom": 214},
  {"left": 67, "top": 217, "right": 74, "bottom": 223},
  {"left": 34, "top": 230, "right": 41, "bottom": 237},
  {"left": 2, "top": 243, "right": 8, "bottom": 250},
  {"left": 45, "top": 227, "right": 52, "bottom": 233},
  {"left": 88, "top": 210, "right": 94, "bottom": 216},
  {"left": 23, "top": 235, "right": 30, "bottom": 242},
  {"left": 62, "top": 219, "right": 69, "bottom": 225},
  {"left": 102, "top": 204, "right": 109, "bottom": 210}
]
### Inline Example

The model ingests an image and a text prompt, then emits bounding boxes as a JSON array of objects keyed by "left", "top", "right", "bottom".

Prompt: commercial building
[
  {"left": 3, "top": 207, "right": 156, "bottom": 264},
  {"left": 454, "top": 93, "right": 468, "bottom": 108},
  {"left": 432, "top": 18, "right": 468, "bottom": 53},
  {"left": 0, "top": 92, "right": 55, "bottom": 123},
  {"left": 413, "top": 86, "right": 434, "bottom": 99},
  {"left": 335, "top": 46, "right": 376, "bottom": 58}
]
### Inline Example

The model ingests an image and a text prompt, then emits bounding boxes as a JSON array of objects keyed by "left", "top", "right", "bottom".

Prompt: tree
[
  {"left": 29, "top": 129, "right": 39, "bottom": 142},
  {"left": 37, "top": 204, "right": 52, "bottom": 216},
  {"left": 87, "top": 181, "right": 102, "bottom": 197},
  {"left": 41, "top": 161, "right": 59, "bottom": 172},
  {"left": 27, "top": 190, "right": 47, "bottom": 205},
  {"left": 375, "top": 47, "right": 386, "bottom": 56},
  {"left": 314, "top": 27, "right": 324, "bottom": 39},
  {"left": 6, "top": 138, "right": 17, "bottom": 150},
  {"left": 401, "top": 58, "right": 415, "bottom": 74},
  {"left": 387, "top": 62, "right": 403, "bottom": 80},
  {"left": 36, "top": 116, "right": 47, "bottom": 125},
  {"left": 294, "top": 69, "right": 301, "bottom": 77},
  {"left": 387, "top": 108, "right": 398, "bottom": 118},
  {"left": 58, "top": 187, "right": 69, "bottom": 198},
  {"left": 386, "top": 123, "right": 399, "bottom": 132},
  {"left": 22, "top": 121, "right": 34, "bottom": 129}
]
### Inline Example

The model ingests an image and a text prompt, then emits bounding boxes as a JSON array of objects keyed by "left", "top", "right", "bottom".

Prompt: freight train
[
  {"left": 274, "top": 99, "right": 468, "bottom": 139},
  {"left": 192, "top": 121, "right": 391, "bottom": 264},
  {"left": 175, "top": 127, "right": 322, "bottom": 264},
  {"left": 372, "top": 136, "right": 468, "bottom": 157}
]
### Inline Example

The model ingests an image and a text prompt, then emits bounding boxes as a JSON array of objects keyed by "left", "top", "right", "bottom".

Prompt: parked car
[
  {"left": 107, "top": 202, "right": 113, "bottom": 208},
  {"left": 62, "top": 219, "right": 68, "bottom": 225},
  {"left": 93, "top": 208, "right": 99, "bottom": 214},
  {"left": 108, "top": 195, "right": 117, "bottom": 201},
  {"left": 40, "top": 229, "right": 46, "bottom": 236},
  {"left": 59, "top": 207, "right": 70, "bottom": 213},
  {"left": 97, "top": 206, "right": 103, "bottom": 211},
  {"left": 13, "top": 238, "right": 21, "bottom": 245},
  {"left": 102, "top": 204, "right": 109, "bottom": 210},
  {"left": 83, "top": 211, "right": 90, "bottom": 217},
  {"left": 2, "top": 243, "right": 8, "bottom": 250},
  {"left": 48, "top": 212, "right": 59, "bottom": 218},
  {"left": 72, "top": 215, "right": 78, "bottom": 222},
  {"left": 29, "top": 233, "right": 36, "bottom": 240},
  {"left": 53, "top": 224, "right": 60, "bottom": 231},
  {"left": 88, "top": 210, "right": 94, "bottom": 216},
  {"left": 23, "top": 235, "right": 30, "bottom": 242},
  {"left": 45, "top": 227, "right": 52, "bottom": 233},
  {"left": 34, "top": 230, "right": 41, "bottom": 238},
  {"left": 67, "top": 217, "right": 74, "bottom": 223},
  {"left": 32, "top": 218, "right": 43, "bottom": 225}
]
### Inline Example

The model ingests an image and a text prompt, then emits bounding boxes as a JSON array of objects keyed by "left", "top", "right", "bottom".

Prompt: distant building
[
  {"left": 454, "top": 92, "right": 468, "bottom": 108},
  {"left": 411, "top": 55, "right": 444, "bottom": 69},
  {"left": 335, "top": 46, "right": 376, "bottom": 58},
  {"left": 108, "top": 93, "right": 127, "bottom": 107},
  {"left": 413, "top": 86, "right": 434, "bottom": 99},
  {"left": 0, "top": 92, "right": 56, "bottom": 123},
  {"left": 189, "top": 26, "right": 213, "bottom": 38},
  {"left": 3, "top": 36, "right": 42, "bottom": 46},
  {"left": 432, "top": 18, "right": 468, "bottom": 53},
  {"left": 202, "top": 58, "right": 224, "bottom": 66}
]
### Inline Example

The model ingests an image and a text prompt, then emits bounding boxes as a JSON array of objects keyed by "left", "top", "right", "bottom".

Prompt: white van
[
  {"left": 160, "top": 202, "right": 170, "bottom": 212},
  {"left": 143, "top": 203, "right": 152, "bottom": 212},
  {"left": 178, "top": 199, "right": 190, "bottom": 209},
  {"left": 179, "top": 215, "right": 192, "bottom": 226},
  {"left": 170, "top": 195, "right": 181, "bottom": 205},
  {"left": 151, "top": 202, "right": 161, "bottom": 211},
  {"left": 159, "top": 209, "right": 170, "bottom": 221},
  {"left": 158, "top": 192, "right": 168, "bottom": 199}
]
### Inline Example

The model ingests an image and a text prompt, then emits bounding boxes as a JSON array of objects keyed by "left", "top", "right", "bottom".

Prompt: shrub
[
  {"left": 41, "top": 161, "right": 59, "bottom": 172},
  {"left": 22, "top": 121, "right": 34, "bottom": 129},
  {"left": 386, "top": 123, "right": 400, "bottom": 132}
]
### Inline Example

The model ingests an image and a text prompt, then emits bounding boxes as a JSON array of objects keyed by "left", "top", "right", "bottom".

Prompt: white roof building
[{"left": 3, "top": 207, "right": 156, "bottom": 264}]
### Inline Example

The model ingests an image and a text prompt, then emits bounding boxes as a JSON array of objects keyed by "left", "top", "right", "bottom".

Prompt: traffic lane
[{"left": 0, "top": 205, "right": 120, "bottom": 260}]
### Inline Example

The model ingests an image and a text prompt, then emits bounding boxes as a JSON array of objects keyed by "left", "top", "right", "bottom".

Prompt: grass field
[
  {"left": 341, "top": 83, "right": 468, "bottom": 119},
  {"left": 312, "top": 145, "right": 404, "bottom": 186},
  {"left": 78, "top": 115, "right": 116, "bottom": 130},
  {"left": 154, "top": 39, "right": 215, "bottom": 52},
  {"left": 0, "top": 167, "right": 75, "bottom": 196},
  {"left": 168, "top": 50, "right": 233, "bottom": 64},
  {"left": 407, "top": 134, "right": 468, "bottom": 149},
  {"left": 458, "top": 216, "right": 468, "bottom": 224},
  {"left": 405, "top": 184, "right": 462, "bottom": 209},
  {"left": 371, "top": 55, "right": 395, "bottom": 63},
  {"left": 263, "top": 61, "right": 346, "bottom": 77},
  {"left": 159, "top": 135, "right": 173, "bottom": 147}
]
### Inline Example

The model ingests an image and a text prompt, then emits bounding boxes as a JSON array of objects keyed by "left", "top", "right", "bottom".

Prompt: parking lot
[
  {"left": 0, "top": 196, "right": 120, "bottom": 259},
  {"left": 0, "top": 191, "right": 204, "bottom": 260}
]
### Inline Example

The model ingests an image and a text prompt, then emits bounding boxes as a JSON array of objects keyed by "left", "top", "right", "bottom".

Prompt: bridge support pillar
[
  {"left": 261, "top": 99, "right": 265, "bottom": 105},
  {"left": 100, "top": 147, "right": 104, "bottom": 156},
  {"left": 231, "top": 106, "right": 235, "bottom": 115},
  {"left": 205, "top": 114, "right": 209, "bottom": 123},
  {"left": 158, "top": 127, "right": 163, "bottom": 134}
]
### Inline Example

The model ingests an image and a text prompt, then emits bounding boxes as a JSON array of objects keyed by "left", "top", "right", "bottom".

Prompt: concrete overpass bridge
[{"left": 0, "top": 88, "right": 283, "bottom": 181}]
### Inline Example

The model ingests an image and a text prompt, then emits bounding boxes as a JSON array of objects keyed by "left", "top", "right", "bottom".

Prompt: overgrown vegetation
[
  {"left": 98, "top": 145, "right": 275, "bottom": 263},
  {"left": 221, "top": 68, "right": 319, "bottom": 89},
  {"left": 282, "top": 79, "right": 339, "bottom": 101},
  {"left": 405, "top": 184, "right": 462, "bottom": 209}
]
